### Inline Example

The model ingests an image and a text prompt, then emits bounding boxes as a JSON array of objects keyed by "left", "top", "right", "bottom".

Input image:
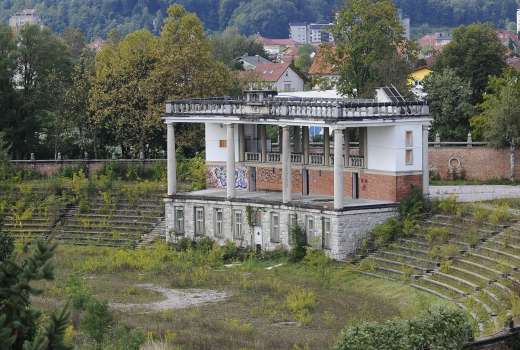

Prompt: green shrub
[
  {"left": 0, "top": 230, "right": 14, "bottom": 262},
  {"left": 358, "top": 258, "right": 376, "bottom": 272},
  {"left": 126, "top": 163, "right": 141, "bottom": 181},
  {"left": 65, "top": 275, "right": 93, "bottom": 311},
  {"left": 399, "top": 187, "right": 427, "bottom": 220},
  {"left": 81, "top": 299, "right": 113, "bottom": 348},
  {"left": 371, "top": 218, "right": 401, "bottom": 247},
  {"left": 439, "top": 260, "right": 452, "bottom": 273},
  {"left": 489, "top": 204, "right": 511, "bottom": 225},
  {"left": 151, "top": 162, "right": 167, "bottom": 181},
  {"left": 466, "top": 227, "right": 481, "bottom": 248},
  {"left": 473, "top": 206, "right": 491, "bottom": 224},
  {"left": 304, "top": 250, "right": 332, "bottom": 287},
  {"left": 334, "top": 305, "right": 473, "bottom": 350},
  {"left": 289, "top": 225, "right": 307, "bottom": 262},
  {"left": 103, "top": 324, "right": 145, "bottom": 350},
  {"left": 425, "top": 227, "right": 449, "bottom": 245},
  {"left": 435, "top": 196, "right": 458, "bottom": 215}
]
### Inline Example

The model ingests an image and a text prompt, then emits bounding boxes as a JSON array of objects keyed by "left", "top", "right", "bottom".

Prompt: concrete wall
[
  {"left": 165, "top": 197, "right": 396, "bottom": 260},
  {"left": 429, "top": 185, "right": 520, "bottom": 202}
]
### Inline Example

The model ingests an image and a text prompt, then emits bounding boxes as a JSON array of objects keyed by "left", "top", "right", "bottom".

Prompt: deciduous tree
[
  {"left": 473, "top": 70, "right": 520, "bottom": 180},
  {"left": 423, "top": 69, "right": 474, "bottom": 141},
  {"left": 332, "top": 0, "right": 415, "bottom": 97},
  {"left": 434, "top": 23, "right": 506, "bottom": 104}
]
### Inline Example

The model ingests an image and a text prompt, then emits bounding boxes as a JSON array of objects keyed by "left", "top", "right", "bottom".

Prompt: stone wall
[
  {"left": 165, "top": 196, "right": 397, "bottom": 260},
  {"left": 429, "top": 146, "right": 520, "bottom": 181},
  {"left": 429, "top": 185, "right": 520, "bottom": 202},
  {"left": 10, "top": 159, "right": 165, "bottom": 177}
]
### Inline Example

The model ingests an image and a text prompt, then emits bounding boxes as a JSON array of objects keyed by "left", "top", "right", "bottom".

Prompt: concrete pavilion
[{"left": 163, "top": 87, "right": 431, "bottom": 260}]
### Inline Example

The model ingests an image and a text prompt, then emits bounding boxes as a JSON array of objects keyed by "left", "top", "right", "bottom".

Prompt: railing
[
  {"left": 245, "top": 152, "right": 261, "bottom": 162},
  {"left": 266, "top": 153, "right": 280, "bottom": 162},
  {"left": 291, "top": 154, "right": 303, "bottom": 164},
  {"left": 241, "top": 152, "right": 365, "bottom": 168},
  {"left": 347, "top": 156, "right": 365, "bottom": 168},
  {"left": 166, "top": 98, "right": 430, "bottom": 119},
  {"left": 310, "top": 153, "right": 325, "bottom": 165}
]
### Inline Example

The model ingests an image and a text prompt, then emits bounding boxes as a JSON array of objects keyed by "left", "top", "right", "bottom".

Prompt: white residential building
[{"left": 9, "top": 9, "right": 42, "bottom": 32}]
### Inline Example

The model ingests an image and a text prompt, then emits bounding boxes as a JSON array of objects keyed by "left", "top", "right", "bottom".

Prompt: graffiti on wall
[{"left": 207, "top": 166, "right": 248, "bottom": 189}]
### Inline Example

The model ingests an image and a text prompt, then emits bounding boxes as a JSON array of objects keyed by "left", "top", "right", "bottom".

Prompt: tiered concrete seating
[
  {"left": 359, "top": 213, "right": 515, "bottom": 336},
  {"left": 55, "top": 193, "right": 164, "bottom": 247}
]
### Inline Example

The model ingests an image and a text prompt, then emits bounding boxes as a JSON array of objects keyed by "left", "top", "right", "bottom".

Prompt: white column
[
  {"left": 227, "top": 124, "right": 236, "bottom": 199},
  {"left": 324, "top": 127, "right": 330, "bottom": 165},
  {"left": 422, "top": 125, "right": 429, "bottom": 196},
  {"left": 238, "top": 124, "right": 246, "bottom": 162},
  {"left": 343, "top": 129, "right": 350, "bottom": 167},
  {"left": 334, "top": 129, "right": 345, "bottom": 209},
  {"left": 260, "top": 125, "right": 267, "bottom": 162},
  {"left": 282, "top": 126, "right": 292, "bottom": 204},
  {"left": 167, "top": 123, "right": 177, "bottom": 196},
  {"left": 294, "top": 126, "right": 302, "bottom": 153},
  {"left": 302, "top": 126, "right": 309, "bottom": 165}
]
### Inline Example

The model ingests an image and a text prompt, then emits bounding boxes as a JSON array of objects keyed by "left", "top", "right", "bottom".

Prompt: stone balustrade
[
  {"left": 166, "top": 98, "right": 429, "bottom": 120},
  {"left": 241, "top": 152, "right": 365, "bottom": 168}
]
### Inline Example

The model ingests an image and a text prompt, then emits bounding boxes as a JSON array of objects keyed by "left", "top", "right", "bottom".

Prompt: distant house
[
  {"left": 417, "top": 32, "right": 452, "bottom": 52},
  {"left": 507, "top": 56, "right": 520, "bottom": 71},
  {"left": 242, "top": 62, "right": 304, "bottom": 92},
  {"left": 87, "top": 38, "right": 105, "bottom": 52},
  {"left": 308, "top": 45, "right": 339, "bottom": 89},
  {"left": 496, "top": 29, "right": 520, "bottom": 56},
  {"left": 9, "top": 9, "right": 42, "bottom": 32},
  {"left": 236, "top": 54, "right": 271, "bottom": 70},
  {"left": 256, "top": 35, "right": 296, "bottom": 58}
]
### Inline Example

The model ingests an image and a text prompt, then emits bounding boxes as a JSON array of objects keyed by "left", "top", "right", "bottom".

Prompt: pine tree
[{"left": 0, "top": 241, "right": 71, "bottom": 349}]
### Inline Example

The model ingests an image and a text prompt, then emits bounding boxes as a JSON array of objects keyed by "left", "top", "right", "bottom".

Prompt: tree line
[
  {"left": 1, "top": 0, "right": 518, "bottom": 40},
  {"left": 0, "top": 6, "right": 266, "bottom": 160}
]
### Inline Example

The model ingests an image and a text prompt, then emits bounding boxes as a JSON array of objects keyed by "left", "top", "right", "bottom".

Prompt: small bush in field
[
  {"left": 439, "top": 260, "right": 452, "bottom": 273},
  {"left": 65, "top": 275, "right": 93, "bottom": 311},
  {"left": 81, "top": 299, "right": 113, "bottom": 348},
  {"left": 286, "top": 288, "right": 317, "bottom": 325},
  {"left": 466, "top": 227, "right": 481, "bottom": 248},
  {"left": 401, "top": 217, "right": 417, "bottom": 237},
  {"left": 289, "top": 225, "right": 307, "bottom": 262}
]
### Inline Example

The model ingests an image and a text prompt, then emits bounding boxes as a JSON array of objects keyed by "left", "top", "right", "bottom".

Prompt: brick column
[
  {"left": 282, "top": 126, "right": 292, "bottom": 204},
  {"left": 167, "top": 123, "right": 177, "bottom": 196},
  {"left": 422, "top": 125, "right": 429, "bottom": 196},
  {"left": 324, "top": 127, "right": 330, "bottom": 166},
  {"left": 334, "top": 128, "right": 345, "bottom": 209},
  {"left": 227, "top": 124, "right": 236, "bottom": 199}
]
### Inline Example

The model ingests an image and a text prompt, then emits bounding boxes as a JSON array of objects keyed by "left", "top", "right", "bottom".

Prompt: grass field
[{"left": 29, "top": 243, "right": 446, "bottom": 350}]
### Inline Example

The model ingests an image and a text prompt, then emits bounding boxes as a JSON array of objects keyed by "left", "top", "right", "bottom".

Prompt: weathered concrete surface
[
  {"left": 111, "top": 284, "right": 229, "bottom": 311},
  {"left": 430, "top": 185, "right": 520, "bottom": 202}
]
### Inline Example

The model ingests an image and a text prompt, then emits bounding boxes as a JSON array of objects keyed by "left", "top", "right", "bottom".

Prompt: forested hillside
[{"left": 0, "top": 0, "right": 518, "bottom": 39}]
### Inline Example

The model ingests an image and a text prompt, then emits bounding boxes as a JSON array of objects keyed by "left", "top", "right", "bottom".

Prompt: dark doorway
[
  {"left": 352, "top": 173, "right": 360, "bottom": 199},
  {"left": 302, "top": 169, "right": 309, "bottom": 196},
  {"left": 249, "top": 167, "right": 256, "bottom": 192}
]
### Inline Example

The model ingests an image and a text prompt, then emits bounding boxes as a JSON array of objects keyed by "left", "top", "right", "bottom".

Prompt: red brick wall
[
  {"left": 254, "top": 166, "right": 421, "bottom": 202},
  {"left": 256, "top": 167, "right": 302, "bottom": 193},
  {"left": 429, "top": 147, "right": 520, "bottom": 181}
]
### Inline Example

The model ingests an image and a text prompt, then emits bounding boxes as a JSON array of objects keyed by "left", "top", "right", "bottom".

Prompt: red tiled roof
[
  {"left": 308, "top": 45, "right": 336, "bottom": 76},
  {"left": 253, "top": 62, "right": 292, "bottom": 81},
  {"left": 256, "top": 35, "right": 296, "bottom": 47}
]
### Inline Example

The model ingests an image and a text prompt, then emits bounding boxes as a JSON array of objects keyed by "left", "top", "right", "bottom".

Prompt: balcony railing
[
  {"left": 241, "top": 152, "right": 365, "bottom": 168},
  {"left": 166, "top": 98, "right": 429, "bottom": 120}
]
